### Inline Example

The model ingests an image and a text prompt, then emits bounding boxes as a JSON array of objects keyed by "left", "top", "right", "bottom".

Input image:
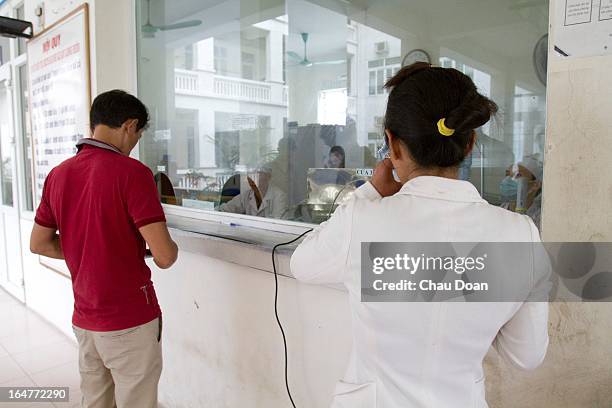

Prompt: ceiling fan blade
[
  {"left": 313, "top": 59, "right": 346, "bottom": 65},
  {"left": 286, "top": 51, "right": 303, "bottom": 61},
  {"left": 159, "top": 20, "right": 202, "bottom": 31}
]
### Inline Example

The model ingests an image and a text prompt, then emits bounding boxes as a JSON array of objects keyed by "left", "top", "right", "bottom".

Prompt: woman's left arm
[{"left": 290, "top": 182, "right": 381, "bottom": 284}]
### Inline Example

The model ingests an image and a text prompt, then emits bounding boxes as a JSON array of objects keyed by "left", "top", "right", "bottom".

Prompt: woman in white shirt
[{"left": 290, "top": 63, "right": 549, "bottom": 408}]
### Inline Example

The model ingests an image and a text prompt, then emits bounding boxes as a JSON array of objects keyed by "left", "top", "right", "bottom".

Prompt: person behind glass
[
  {"left": 219, "top": 164, "right": 288, "bottom": 218},
  {"left": 499, "top": 164, "right": 518, "bottom": 209},
  {"left": 325, "top": 145, "right": 346, "bottom": 168},
  {"left": 499, "top": 155, "right": 543, "bottom": 229},
  {"left": 518, "top": 155, "right": 543, "bottom": 229},
  {"left": 290, "top": 63, "right": 549, "bottom": 408},
  {"left": 30, "top": 90, "right": 178, "bottom": 408}
]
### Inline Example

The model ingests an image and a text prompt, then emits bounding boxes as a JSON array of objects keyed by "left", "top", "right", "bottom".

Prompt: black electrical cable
[
  {"left": 271, "top": 228, "right": 313, "bottom": 408},
  {"left": 272, "top": 177, "right": 364, "bottom": 405}
]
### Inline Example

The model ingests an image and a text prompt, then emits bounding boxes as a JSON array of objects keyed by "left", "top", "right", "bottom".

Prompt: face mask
[{"left": 499, "top": 176, "right": 518, "bottom": 202}]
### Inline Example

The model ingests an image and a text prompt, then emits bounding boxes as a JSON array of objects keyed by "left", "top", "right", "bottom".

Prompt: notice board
[
  {"left": 552, "top": 0, "right": 612, "bottom": 59},
  {"left": 27, "top": 4, "right": 91, "bottom": 204},
  {"left": 26, "top": 4, "right": 91, "bottom": 278}
]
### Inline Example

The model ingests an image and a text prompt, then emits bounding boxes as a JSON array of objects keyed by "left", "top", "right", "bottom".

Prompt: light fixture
[{"left": 0, "top": 15, "right": 33, "bottom": 39}]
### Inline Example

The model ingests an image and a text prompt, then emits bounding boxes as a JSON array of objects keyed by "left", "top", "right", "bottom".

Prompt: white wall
[
  {"left": 524, "top": 1, "right": 612, "bottom": 405},
  {"left": 478, "top": 2, "right": 612, "bottom": 406}
]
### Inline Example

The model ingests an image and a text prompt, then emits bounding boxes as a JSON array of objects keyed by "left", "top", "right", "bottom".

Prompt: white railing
[
  {"left": 213, "top": 76, "right": 271, "bottom": 102},
  {"left": 174, "top": 69, "right": 288, "bottom": 106},
  {"left": 174, "top": 69, "right": 199, "bottom": 93}
]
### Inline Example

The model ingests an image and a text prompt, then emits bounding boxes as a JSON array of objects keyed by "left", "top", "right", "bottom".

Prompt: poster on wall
[
  {"left": 552, "top": 0, "right": 612, "bottom": 59},
  {"left": 27, "top": 4, "right": 90, "bottom": 204},
  {"left": 26, "top": 4, "right": 91, "bottom": 278}
]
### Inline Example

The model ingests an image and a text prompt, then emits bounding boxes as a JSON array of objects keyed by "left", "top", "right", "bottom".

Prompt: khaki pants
[{"left": 73, "top": 318, "right": 163, "bottom": 408}]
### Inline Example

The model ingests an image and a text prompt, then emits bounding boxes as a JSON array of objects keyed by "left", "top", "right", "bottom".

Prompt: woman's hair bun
[
  {"left": 383, "top": 63, "right": 498, "bottom": 168},
  {"left": 445, "top": 91, "right": 498, "bottom": 134}
]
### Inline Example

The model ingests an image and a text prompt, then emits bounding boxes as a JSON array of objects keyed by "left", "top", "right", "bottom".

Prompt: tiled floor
[{"left": 0, "top": 288, "right": 81, "bottom": 408}]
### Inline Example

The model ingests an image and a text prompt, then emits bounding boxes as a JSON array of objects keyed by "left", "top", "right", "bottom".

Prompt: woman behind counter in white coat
[{"left": 290, "top": 63, "right": 549, "bottom": 408}]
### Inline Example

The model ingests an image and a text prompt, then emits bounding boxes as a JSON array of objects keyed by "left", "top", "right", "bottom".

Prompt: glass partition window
[{"left": 136, "top": 0, "right": 548, "bottom": 228}]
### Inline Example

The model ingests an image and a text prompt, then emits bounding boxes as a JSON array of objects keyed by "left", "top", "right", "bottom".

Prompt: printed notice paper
[
  {"left": 26, "top": 4, "right": 90, "bottom": 278},
  {"left": 27, "top": 5, "right": 91, "bottom": 205},
  {"left": 553, "top": 0, "right": 612, "bottom": 58}
]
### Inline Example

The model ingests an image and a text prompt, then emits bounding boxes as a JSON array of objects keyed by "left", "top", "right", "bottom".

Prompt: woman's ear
[{"left": 385, "top": 129, "right": 403, "bottom": 161}]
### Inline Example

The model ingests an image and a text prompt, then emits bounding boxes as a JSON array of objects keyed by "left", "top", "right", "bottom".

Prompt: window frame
[
  {"left": 0, "top": 71, "right": 16, "bottom": 208},
  {"left": 368, "top": 57, "right": 400, "bottom": 95},
  {"left": 14, "top": 58, "right": 33, "bottom": 214},
  {"left": 14, "top": 2, "right": 26, "bottom": 57}
]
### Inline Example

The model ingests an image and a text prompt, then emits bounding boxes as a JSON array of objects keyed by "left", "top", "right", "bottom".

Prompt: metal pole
[{"left": 479, "top": 142, "right": 485, "bottom": 197}]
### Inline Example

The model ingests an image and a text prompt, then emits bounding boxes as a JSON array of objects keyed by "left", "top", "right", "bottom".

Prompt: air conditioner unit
[{"left": 375, "top": 41, "right": 388, "bottom": 55}]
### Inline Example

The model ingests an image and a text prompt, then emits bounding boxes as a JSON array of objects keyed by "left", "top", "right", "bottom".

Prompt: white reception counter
[{"left": 154, "top": 215, "right": 351, "bottom": 407}]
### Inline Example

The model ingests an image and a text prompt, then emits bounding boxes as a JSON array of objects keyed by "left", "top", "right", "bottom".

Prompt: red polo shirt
[{"left": 35, "top": 139, "right": 164, "bottom": 331}]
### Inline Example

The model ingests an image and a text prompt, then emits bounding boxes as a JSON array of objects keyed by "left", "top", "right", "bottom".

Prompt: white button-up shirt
[{"left": 291, "top": 176, "right": 549, "bottom": 408}]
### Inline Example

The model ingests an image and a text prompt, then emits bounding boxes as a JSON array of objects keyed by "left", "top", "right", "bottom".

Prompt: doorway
[{"left": 0, "top": 71, "right": 25, "bottom": 300}]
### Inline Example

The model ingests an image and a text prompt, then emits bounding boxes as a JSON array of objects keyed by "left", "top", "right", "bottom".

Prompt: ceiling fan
[
  {"left": 141, "top": 0, "right": 202, "bottom": 38},
  {"left": 287, "top": 32, "right": 346, "bottom": 67}
]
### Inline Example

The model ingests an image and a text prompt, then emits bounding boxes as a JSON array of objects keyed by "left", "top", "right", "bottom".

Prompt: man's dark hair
[
  {"left": 90, "top": 90, "right": 150, "bottom": 132},
  {"left": 384, "top": 62, "right": 498, "bottom": 168}
]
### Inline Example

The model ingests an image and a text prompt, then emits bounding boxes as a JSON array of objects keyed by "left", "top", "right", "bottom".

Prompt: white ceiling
[
  {"left": 142, "top": 0, "right": 549, "bottom": 75},
  {"left": 351, "top": 0, "right": 548, "bottom": 58},
  {"left": 286, "top": 0, "right": 348, "bottom": 61}
]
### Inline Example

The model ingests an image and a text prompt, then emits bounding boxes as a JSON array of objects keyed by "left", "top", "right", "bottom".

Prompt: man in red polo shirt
[{"left": 30, "top": 90, "right": 178, "bottom": 408}]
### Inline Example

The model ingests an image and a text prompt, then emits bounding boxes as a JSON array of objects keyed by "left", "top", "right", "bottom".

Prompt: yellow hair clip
[{"left": 437, "top": 118, "right": 455, "bottom": 137}]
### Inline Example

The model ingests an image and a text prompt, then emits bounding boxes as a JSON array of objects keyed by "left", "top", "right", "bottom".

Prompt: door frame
[{"left": 0, "top": 63, "right": 25, "bottom": 300}]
